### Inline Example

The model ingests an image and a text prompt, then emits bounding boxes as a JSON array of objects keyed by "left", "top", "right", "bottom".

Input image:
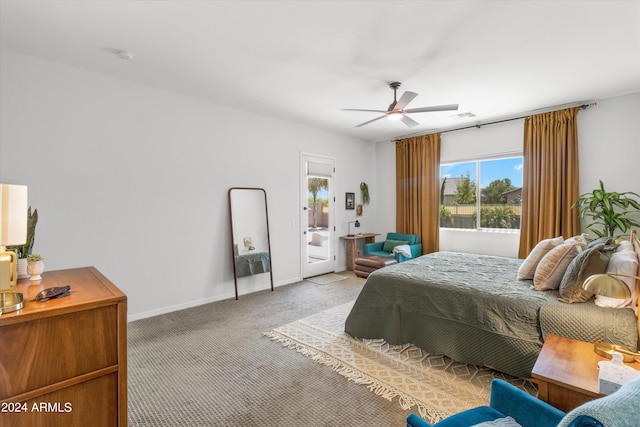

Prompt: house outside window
[{"left": 440, "top": 156, "right": 523, "bottom": 230}]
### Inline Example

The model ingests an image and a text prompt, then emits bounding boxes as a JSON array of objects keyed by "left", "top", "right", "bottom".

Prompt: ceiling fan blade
[
  {"left": 394, "top": 91, "right": 418, "bottom": 111},
  {"left": 400, "top": 115, "right": 420, "bottom": 128},
  {"left": 341, "top": 108, "right": 388, "bottom": 113},
  {"left": 404, "top": 104, "right": 459, "bottom": 113},
  {"left": 355, "top": 115, "right": 387, "bottom": 128}
]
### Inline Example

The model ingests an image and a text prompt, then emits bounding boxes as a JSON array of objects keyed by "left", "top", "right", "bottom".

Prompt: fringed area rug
[{"left": 264, "top": 302, "right": 536, "bottom": 424}]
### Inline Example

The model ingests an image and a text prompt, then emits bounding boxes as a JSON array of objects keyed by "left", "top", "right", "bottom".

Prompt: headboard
[{"left": 632, "top": 229, "right": 640, "bottom": 349}]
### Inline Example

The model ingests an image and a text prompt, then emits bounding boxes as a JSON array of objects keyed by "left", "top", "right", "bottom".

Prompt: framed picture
[{"left": 345, "top": 192, "right": 355, "bottom": 210}]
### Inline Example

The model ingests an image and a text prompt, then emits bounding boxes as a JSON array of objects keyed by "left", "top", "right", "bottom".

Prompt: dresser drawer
[
  {"left": 0, "top": 305, "right": 118, "bottom": 399},
  {"left": 0, "top": 372, "right": 118, "bottom": 427}
]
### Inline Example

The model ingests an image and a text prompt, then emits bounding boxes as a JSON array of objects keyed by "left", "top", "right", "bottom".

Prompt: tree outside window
[{"left": 440, "top": 157, "right": 523, "bottom": 230}]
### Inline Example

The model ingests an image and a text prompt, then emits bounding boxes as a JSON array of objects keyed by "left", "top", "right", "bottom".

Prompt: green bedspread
[{"left": 344, "top": 251, "right": 638, "bottom": 378}]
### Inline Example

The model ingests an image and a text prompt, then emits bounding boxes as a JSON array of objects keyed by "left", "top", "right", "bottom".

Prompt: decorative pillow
[
  {"left": 382, "top": 239, "right": 410, "bottom": 253},
  {"left": 586, "top": 236, "right": 617, "bottom": 249},
  {"left": 596, "top": 241, "right": 638, "bottom": 309},
  {"left": 533, "top": 242, "right": 580, "bottom": 290},
  {"left": 558, "top": 244, "right": 610, "bottom": 303},
  {"left": 564, "top": 234, "right": 589, "bottom": 248},
  {"left": 517, "top": 236, "right": 564, "bottom": 280},
  {"left": 470, "top": 417, "right": 522, "bottom": 427}
]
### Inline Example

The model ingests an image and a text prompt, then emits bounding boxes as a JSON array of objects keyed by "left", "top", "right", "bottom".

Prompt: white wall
[
  {"left": 2, "top": 48, "right": 638, "bottom": 319},
  {"left": 0, "top": 49, "right": 377, "bottom": 320},
  {"left": 375, "top": 92, "right": 640, "bottom": 257}
]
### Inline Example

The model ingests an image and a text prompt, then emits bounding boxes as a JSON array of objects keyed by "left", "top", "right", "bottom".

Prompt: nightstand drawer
[{"left": 0, "top": 305, "right": 118, "bottom": 399}]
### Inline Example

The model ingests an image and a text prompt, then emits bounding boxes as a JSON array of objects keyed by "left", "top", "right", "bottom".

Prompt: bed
[{"left": 344, "top": 232, "right": 640, "bottom": 378}]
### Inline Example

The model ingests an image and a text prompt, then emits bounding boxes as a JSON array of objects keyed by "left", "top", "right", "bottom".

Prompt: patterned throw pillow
[
  {"left": 533, "top": 242, "right": 580, "bottom": 291},
  {"left": 558, "top": 243, "right": 610, "bottom": 303},
  {"left": 517, "top": 236, "right": 564, "bottom": 280}
]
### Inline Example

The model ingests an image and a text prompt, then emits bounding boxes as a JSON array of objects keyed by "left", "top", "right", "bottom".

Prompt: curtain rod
[{"left": 393, "top": 102, "right": 597, "bottom": 142}]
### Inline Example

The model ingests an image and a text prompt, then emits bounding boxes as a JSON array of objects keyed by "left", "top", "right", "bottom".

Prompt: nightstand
[{"left": 532, "top": 334, "right": 640, "bottom": 412}]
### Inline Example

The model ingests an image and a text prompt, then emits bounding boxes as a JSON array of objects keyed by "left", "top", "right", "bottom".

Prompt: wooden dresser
[{"left": 0, "top": 267, "right": 127, "bottom": 427}]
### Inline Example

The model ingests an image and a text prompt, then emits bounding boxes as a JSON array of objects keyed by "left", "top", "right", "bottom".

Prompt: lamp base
[
  {"left": 0, "top": 292, "right": 24, "bottom": 314},
  {"left": 594, "top": 342, "right": 640, "bottom": 363},
  {"left": 0, "top": 248, "right": 18, "bottom": 291}
]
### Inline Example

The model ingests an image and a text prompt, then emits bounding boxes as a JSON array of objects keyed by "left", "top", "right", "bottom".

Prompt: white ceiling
[{"left": 1, "top": 1, "right": 639, "bottom": 142}]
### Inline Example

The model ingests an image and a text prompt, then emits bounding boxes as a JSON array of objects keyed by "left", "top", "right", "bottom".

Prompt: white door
[{"left": 301, "top": 154, "right": 336, "bottom": 278}]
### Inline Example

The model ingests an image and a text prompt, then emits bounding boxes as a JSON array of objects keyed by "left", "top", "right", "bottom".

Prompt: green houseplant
[
  {"left": 572, "top": 180, "right": 640, "bottom": 238},
  {"left": 8, "top": 206, "right": 38, "bottom": 279},
  {"left": 9, "top": 206, "right": 38, "bottom": 258},
  {"left": 360, "top": 182, "right": 370, "bottom": 205}
]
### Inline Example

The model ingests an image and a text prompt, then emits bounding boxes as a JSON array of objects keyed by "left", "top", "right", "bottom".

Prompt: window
[{"left": 440, "top": 156, "right": 523, "bottom": 230}]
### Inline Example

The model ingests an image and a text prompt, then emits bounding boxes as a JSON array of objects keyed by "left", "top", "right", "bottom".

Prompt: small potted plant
[{"left": 27, "top": 253, "right": 45, "bottom": 281}]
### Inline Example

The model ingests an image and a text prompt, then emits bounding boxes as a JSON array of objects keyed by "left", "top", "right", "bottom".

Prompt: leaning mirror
[{"left": 228, "top": 187, "right": 274, "bottom": 300}]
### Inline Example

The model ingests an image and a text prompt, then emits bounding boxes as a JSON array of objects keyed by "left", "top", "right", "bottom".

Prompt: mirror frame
[{"left": 228, "top": 187, "right": 274, "bottom": 300}]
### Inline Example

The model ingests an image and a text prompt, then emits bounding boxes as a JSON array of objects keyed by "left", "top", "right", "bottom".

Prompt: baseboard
[{"left": 127, "top": 277, "right": 302, "bottom": 322}]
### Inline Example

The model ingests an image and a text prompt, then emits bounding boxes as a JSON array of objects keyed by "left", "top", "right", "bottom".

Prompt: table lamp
[
  {"left": 347, "top": 220, "right": 360, "bottom": 237},
  {"left": 0, "top": 184, "right": 28, "bottom": 313},
  {"left": 583, "top": 272, "right": 640, "bottom": 362}
]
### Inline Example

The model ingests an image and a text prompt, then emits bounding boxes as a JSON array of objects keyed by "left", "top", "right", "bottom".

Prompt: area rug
[
  {"left": 263, "top": 302, "right": 536, "bottom": 424},
  {"left": 305, "top": 273, "right": 348, "bottom": 285}
]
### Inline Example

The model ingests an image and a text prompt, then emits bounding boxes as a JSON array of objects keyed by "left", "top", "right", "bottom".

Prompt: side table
[
  {"left": 340, "top": 233, "right": 379, "bottom": 271},
  {"left": 531, "top": 334, "right": 640, "bottom": 412}
]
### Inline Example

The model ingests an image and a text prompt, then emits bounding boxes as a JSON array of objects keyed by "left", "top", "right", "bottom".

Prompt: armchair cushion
[{"left": 387, "top": 232, "right": 419, "bottom": 245}]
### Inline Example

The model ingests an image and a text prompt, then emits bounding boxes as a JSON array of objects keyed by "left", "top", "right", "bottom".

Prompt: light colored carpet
[
  {"left": 305, "top": 273, "right": 348, "bottom": 285},
  {"left": 264, "top": 302, "right": 536, "bottom": 424},
  {"left": 129, "top": 273, "right": 423, "bottom": 426}
]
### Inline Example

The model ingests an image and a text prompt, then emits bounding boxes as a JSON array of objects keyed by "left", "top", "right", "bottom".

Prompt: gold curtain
[
  {"left": 518, "top": 107, "right": 580, "bottom": 258},
  {"left": 396, "top": 134, "right": 441, "bottom": 254}
]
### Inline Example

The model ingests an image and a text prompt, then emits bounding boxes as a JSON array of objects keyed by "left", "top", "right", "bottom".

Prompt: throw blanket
[
  {"left": 557, "top": 376, "right": 640, "bottom": 427},
  {"left": 392, "top": 244, "right": 413, "bottom": 258}
]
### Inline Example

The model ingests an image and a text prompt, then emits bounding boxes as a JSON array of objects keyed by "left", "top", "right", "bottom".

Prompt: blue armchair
[
  {"left": 364, "top": 232, "right": 422, "bottom": 263},
  {"left": 406, "top": 379, "right": 564, "bottom": 427},
  {"left": 407, "top": 376, "right": 640, "bottom": 427}
]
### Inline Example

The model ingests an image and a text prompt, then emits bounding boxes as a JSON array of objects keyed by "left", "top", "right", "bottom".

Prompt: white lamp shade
[{"left": 0, "top": 184, "right": 28, "bottom": 246}]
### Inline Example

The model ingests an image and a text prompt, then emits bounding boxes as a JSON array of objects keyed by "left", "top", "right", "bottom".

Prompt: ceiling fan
[{"left": 342, "top": 82, "right": 459, "bottom": 128}]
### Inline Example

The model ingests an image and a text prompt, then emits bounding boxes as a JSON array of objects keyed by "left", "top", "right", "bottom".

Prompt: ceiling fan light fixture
[{"left": 387, "top": 111, "right": 403, "bottom": 121}]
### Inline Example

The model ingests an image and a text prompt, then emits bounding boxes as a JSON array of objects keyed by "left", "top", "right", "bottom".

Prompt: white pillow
[
  {"left": 517, "top": 236, "right": 564, "bottom": 280},
  {"left": 596, "top": 241, "right": 638, "bottom": 310}
]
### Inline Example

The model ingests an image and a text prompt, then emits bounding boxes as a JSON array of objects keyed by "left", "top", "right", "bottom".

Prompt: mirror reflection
[{"left": 228, "top": 187, "right": 273, "bottom": 300}]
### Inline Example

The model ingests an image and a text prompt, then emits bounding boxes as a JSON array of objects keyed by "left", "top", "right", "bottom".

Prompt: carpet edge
[{"left": 262, "top": 330, "right": 447, "bottom": 422}]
